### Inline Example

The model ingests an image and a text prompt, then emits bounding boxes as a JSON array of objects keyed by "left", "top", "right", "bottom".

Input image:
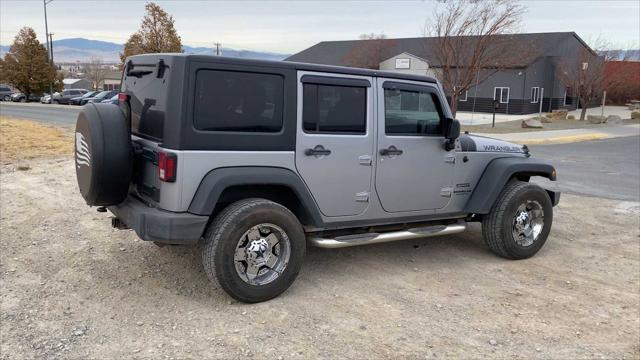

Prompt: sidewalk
[
  {"left": 456, "top": 105, "right": 635, "bottom": 126},
  {"left": 484, "top": 124, "right": 640, "bottom": 145}
]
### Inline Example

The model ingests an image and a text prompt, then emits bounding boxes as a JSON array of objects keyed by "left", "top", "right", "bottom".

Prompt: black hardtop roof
[{"left": 128, "top": 53, "right": 438, "bottom": 84}]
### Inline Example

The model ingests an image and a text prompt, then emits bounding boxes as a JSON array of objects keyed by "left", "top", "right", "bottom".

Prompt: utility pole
[
  {"left": 49, "top": 33, "right": 54, "bottom": 65},
  {"left": 43, "top": 0, "right": 54, "bottom": 96},
  {"left": 213, "top": 42, "right": 221, "bottom": 56}
]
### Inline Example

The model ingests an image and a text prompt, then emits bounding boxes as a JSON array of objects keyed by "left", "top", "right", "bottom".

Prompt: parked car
[
  {"left": 74, "top": 54, "right": 560, "bottom": 303},
  {"left": 70, "top": 91, "right": 100, "bottom": 106},
  {"left": 11, "top": 92, "right": 41, "bottom": 102},
  {"left": 84, "top": 90, "right": 118, "bottom": 104},
  {"left": 100, "top": 94, "right": 119, "bottom": 105},
  {"left": 0, "top": 84, "right": 12, "bottom": 101},
  {"left": 40, "top": 94, "right": 52, "bottom": 104},
  {"left": 52, "top": 89, "right": 88, "bottom": 104}
]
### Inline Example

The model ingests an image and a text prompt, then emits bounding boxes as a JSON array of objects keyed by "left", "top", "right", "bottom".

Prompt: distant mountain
[
  {"left": 0, "top": 37, "right": 289, "bottom": 63},
  {"left": 599, "top": 49, "right": 640, "bottom": 61}
]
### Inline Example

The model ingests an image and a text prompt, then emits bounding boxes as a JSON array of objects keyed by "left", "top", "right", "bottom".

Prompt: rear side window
[
  {"left": 194, "top": 70, "right": 284, "bottom": 132},
  {"left": 302, "top": 84, "right": 366, "bottom": 134},
  {"left": 384, "top": 88, "right": 443, "bottom": 136}
]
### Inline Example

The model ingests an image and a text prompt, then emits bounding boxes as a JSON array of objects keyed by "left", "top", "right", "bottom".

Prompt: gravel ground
[{"left": 1, "top": 157, "right": 639, "bottom": 359}]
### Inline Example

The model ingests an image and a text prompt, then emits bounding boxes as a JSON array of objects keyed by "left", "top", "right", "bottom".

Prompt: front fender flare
[{"left": 464, "top": 157, "right": 557, "bottom": 214}]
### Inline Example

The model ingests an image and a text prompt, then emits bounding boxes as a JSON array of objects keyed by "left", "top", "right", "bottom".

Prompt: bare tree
[
  {"left": 425, "top": 0, "right": 527, "bottom": 116},
  {"left": 555, "top": 38, "right": 610, "bottom": 120},
  {"left": 83, "top": 58, "right": 106, "bottom": 91},
  {"left": 343, "top": 33, "right": 396, "bottom": 69}
]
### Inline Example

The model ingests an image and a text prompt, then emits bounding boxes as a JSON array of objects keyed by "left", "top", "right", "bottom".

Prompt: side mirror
[{"left": 444, "top": 118, "right": 460, "bottom": 151}]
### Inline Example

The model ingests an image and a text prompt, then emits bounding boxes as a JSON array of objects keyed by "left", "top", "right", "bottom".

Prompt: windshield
[
  {"left": 94, "top": 91, "right": 111, "bottom": 99},
  {"left": 83, "top": 91, "right": 98, "bottom": 98}
]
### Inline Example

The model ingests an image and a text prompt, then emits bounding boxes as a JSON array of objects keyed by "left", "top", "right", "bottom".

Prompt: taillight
[
  {"left": 118, "top": 92, "right": 129, "bottom": 104},
  {"left": 158, "top": 151, "right": 177, "bottom": 182}
]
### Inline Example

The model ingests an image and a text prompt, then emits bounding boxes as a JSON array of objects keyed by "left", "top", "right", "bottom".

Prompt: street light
[{"left": 44, "top": 0, "right": 54, "bottom": 96}]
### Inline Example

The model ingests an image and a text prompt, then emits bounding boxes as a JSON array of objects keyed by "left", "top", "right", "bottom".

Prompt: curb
[{"left": 510, "top": 133, "right": 610, "bottom": 145}]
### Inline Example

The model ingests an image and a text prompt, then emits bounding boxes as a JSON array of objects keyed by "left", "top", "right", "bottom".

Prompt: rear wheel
[
  {"left": 202, "top": 198, "right": 305, "bottom": 303},
  {"left": 482, "top": 181, "right": 553, "bottom": 259}
]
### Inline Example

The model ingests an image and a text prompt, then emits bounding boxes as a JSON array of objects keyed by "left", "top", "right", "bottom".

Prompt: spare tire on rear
[{"left": 75, "top": 103, "right": 131, "bottom": 206}]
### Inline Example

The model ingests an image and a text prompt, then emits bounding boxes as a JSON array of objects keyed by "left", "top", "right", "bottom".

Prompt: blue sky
[{"left": 1, "top": 0, "right": 638, "bottom": 53}]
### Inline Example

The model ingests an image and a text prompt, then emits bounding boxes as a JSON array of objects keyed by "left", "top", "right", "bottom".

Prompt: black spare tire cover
[{"left": 75, "top": 103, "right": 131, "bottom": 206}]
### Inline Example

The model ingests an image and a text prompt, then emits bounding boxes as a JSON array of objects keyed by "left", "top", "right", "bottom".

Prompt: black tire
[
  {"left": 202, "top": 198, "right": 306, "bottom": 303},
  {"left": 482, "top": 181, "right": 553, "bottom": 260}
]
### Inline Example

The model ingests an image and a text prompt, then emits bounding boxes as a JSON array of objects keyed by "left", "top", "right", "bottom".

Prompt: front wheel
[
  {"left": 482, "top": 181, "right": 553, "bottom": 260},
  {"left": 202, "top": 198, "right": 306, "bottom": 303}
]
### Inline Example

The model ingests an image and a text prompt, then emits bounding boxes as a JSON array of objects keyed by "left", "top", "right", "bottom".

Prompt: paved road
[
  {"left": 0, "top": 102, "right": 80, "bottom": 126},
  {"left": 2, "top": 101, "right": 638, "bottom": 201},
  {"left": 531, "top": 136, "right": 640, "bottom": 202}
]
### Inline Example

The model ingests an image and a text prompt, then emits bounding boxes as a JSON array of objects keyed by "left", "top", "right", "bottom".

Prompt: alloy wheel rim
[
  {"left": 233, "top": 223, "right": 291, "bottom": 286},
  {"left": 511, "top": 200, "right": 544, "bottom": 247}
]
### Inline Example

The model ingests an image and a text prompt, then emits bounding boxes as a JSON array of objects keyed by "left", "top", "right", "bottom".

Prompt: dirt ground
[
  {"left": 1, "top": 152, "right": 639, "bottom": 359},
  {"left": 463, "top": 117, "right": 640, "bottom": 134}
]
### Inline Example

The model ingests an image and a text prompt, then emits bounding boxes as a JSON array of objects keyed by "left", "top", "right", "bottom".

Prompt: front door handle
[
  {"left": 305, "top": 145, "right": 331, "bottom": 156},
  {"left": 379, "top": 145, "right": 403, "bottom": 156}
]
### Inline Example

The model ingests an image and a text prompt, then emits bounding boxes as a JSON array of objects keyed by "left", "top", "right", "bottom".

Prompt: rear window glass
[{"left": 194, "top": 70, "right": 284, "bottom": 132}]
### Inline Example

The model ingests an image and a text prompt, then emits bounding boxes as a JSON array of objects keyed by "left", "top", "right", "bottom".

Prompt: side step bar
[{"left": 308, "top": 221, "right": 467, "bottom": 249}]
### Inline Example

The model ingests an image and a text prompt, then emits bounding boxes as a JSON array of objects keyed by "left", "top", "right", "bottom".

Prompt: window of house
[
  {"left": 531, "top": 87, "right": 540, "bottom": 103},
  {"left": 563, "top": 87, "right": 574, "bottom": 106},
  {"left": 302, "top": 83, "right": 366, "bottom": 134},
  {"left": 384, "top": 88, "right": 443, "bottom": 136},
  {"left": 194, "top": 70, "right": 284, "bottom": 132},
  {"left": 455, "top": 86, "right": 468, "bottom": 102},
  {"left": 494, "top": 87, "right": 510, "bottom": 104}
]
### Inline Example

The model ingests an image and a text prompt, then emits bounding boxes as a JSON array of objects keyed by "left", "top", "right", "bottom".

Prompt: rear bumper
[{"left": 108, "top": 197, "right": 209, "bottom": 245}]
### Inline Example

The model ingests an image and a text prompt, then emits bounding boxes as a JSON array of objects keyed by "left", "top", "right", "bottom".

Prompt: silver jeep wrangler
[{"left": 75, "top": 54, "right": 559, "bottom": 303}]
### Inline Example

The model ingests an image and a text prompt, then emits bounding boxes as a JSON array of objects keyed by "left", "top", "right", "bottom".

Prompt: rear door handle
[
  {"left": 305, "top": 145, "right": 331, "bottom": 156},
  {"left": 379, "top": 146, "right": 403, "bottom": 156}
]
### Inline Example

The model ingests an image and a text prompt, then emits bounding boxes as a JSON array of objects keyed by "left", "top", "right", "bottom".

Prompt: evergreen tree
[
  {"left": 0, "top": 27, "right": 61, "bottom": 98},
  {"left": 119, "top": 2, "right": 183, "bottom": 67}
]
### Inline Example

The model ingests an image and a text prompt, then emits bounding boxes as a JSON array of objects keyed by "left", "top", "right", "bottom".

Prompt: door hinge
[
  {"left": 444, "top": 155, "right": 456, "bottom": 164},
  {"left": 358, "top": 155, "right": 372, "bottom": 166},
  {"left": 440, "top": 187, "right": 453, "bottom": 198},
  {"left": 355, "top": 192, "right": 370, "bottom": 202}
]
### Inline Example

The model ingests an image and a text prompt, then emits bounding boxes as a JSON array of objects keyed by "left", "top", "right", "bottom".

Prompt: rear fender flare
[{"left": 188, "top": 167, "right": 324, "bottom": 227}]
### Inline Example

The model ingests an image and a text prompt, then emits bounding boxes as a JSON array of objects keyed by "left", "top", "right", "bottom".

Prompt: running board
[{"left": 308, "top": 221, "right": 467, "bottom": 249}]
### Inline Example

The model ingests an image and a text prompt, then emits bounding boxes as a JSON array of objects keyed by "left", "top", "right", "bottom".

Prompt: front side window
[
  {"left": 194, "top": 70, "right": 284, "bottom": 132},
  {"left": 384, "top": 88, "right": 443, "bottom": 136},
  {"left": 494, "top": 87, "right": 510, "bottom": 104},
  {"left": 303, "top": 84, "right": 366, "bottom": 134}
]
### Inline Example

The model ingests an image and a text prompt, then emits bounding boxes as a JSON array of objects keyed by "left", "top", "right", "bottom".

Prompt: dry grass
[{"left": 0, "top": 117, "right": 73, "bottom": 164}]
